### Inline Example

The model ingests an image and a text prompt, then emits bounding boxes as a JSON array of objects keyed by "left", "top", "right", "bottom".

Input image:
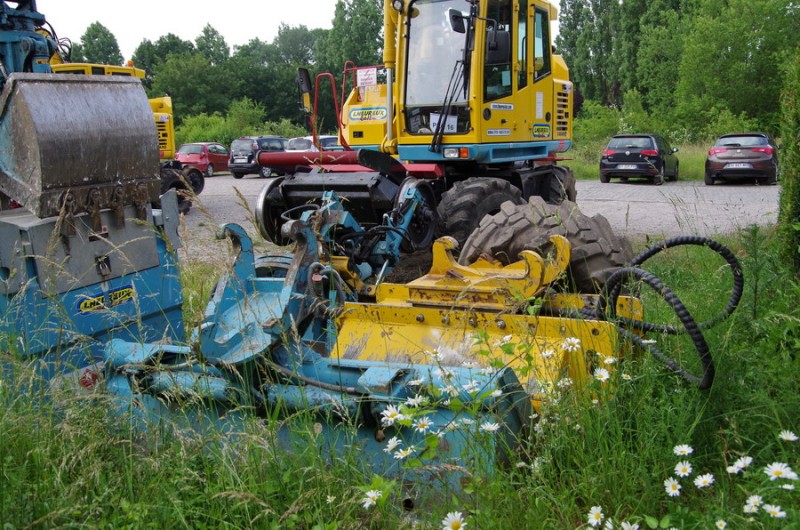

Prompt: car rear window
[
  {"left": 715, "top": 135, "right": 768, "bottom": 147},
  {"left": 178, "top": 144, "right": 204, "bottom": 154},
  {"left": 288, "top": 138, "right": 313, "bottom": 150},
  {"left": 231, "top": 139, "right": 255, "bottom": 151},
  {"left": 607, "top": 137, "right": 653, "bottom": 149}
]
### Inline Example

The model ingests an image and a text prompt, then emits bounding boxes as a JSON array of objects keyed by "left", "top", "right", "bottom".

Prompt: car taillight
[
  {"left": 641, "top": 149, "right": 658, "bottom": 156},
  {"left": 752, "top": 146, "right": 773, "bottom": 155},
  {"left": 708, "top": 147, "right": 727, "bottom": 156},
  {"left": 602, "top": 150, "right": 616, "bottom": 156}
]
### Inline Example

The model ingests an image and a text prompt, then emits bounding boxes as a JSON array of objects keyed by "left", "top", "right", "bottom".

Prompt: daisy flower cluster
[{"left": 660, "top": 432, "right": 797, "bottom": 522}]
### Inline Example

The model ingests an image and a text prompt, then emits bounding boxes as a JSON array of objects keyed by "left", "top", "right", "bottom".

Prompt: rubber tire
[
  {"left": 183, "top": 167, "right": 205, "bottom": 195},
  {"left": 205, "top": 164, "right": 214, "bottom": 178},
  {"left": 159, "top": 168, "right": 192, "bottom": 214},
  {"left": 600, "top": 172, "right": 610, "bottom": 184},
  {"left": 704, "top": 173, "right": 714, "bottom": 186},
  {"left": 670, "top": 162, "right": 679, "bottom": 182},
  {"left": 232, "top": 171, "right": 245, "bottom": 180},
  {"left": 437, "top": 177, "right": 525, "bottom": 246},
  {"left": 459, "top": 197, "right": 634, "bottom": 293},
  {"left": 551, "top": 166, "right": 577, "bottom": 203},
  {"left": 260, "top": 166, "right": 273, "bottom": 178}
]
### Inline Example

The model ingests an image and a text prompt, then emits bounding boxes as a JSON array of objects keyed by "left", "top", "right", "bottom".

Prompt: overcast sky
[{"left": 36, "top": 1, "right": 338, "bottom": 61}]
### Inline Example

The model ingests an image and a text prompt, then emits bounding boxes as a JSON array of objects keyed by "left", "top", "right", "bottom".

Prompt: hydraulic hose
[{"left": 582, "top": 236, "right": 743, "bottom": 389}]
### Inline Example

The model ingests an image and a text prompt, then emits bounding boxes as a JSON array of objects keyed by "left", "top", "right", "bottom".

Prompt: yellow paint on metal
[{"left": 330, "top": 235, "right": 642, "bottom": 411}]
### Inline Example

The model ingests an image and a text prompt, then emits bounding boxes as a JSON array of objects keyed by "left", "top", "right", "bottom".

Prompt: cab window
[
  {"left": 534, "top": 9, "right": 551, "bottom": 80},
  {"left": 484, "top": 0, "right": 513, "bottom": 102}
]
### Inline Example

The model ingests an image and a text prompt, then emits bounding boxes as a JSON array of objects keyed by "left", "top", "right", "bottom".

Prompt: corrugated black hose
[{"left": 589, "top": 236, "right": 744, "bottom": 389}]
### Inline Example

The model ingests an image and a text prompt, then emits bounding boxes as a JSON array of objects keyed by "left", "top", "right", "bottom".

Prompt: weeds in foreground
[{"left": 1, "top": 226, "right": 798, "bottom": 528}]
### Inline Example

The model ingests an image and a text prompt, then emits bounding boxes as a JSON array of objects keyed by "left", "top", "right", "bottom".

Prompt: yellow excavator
[{"left": 258, "top": 0, "right": 579, "bottom": 248}]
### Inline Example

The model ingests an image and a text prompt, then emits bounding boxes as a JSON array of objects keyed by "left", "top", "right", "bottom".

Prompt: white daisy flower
[
  {"left": 326, "top": 495, "right": 335, "bottom": 504},
  {"left": 746, "top": 495, "right": 763, "bottom": 507},
  {"left": 408, "top": 378, "right": 425, "bottom": 386},
  {"left": 604, "top": 518, "right": 614, "bottom": 529},
  {"left": 383, "top": 436, "right": 401, "bottom": 454},
  {"left": 715, "top": 520, "right": 726, "bottom": 529},
  {"left": 441, "top": 510, "right": 467, "bottom": 530},
  {"left": 563, "top": 337, "right": 581, "bottom": 352},
  {"left": 763, "top": 504, "right": 786, "bottom": 518},
  {"left": 620, "top": 523, "right": 639, "bottom": 530},
  {"left": 673, "top": 444, "right": 694, "bottom": 456},
  {"left": 441, "top": 384, "right": 460, "bottom": 397},
  {"left": 781, "top": 483, "right": 795, "bottom": 490},
  {"left": 779, "top": 430, "right": 799, "bottom": 442},
  {"left": 381, "top": 404, "right": 406, "bottom": 426},
  {"left": 764, "top": 462, "right": 798, "bottom": 481},
  {"left": 664, "top": 477, "right": 681, "bottom": 497},
  {"left": 587, "top": 506, "right": 604, "bottom": 527},
  {"left": 726, "top": 465, "right": 741, "bottom": 474},
  {"left": 460, "top": 418, "right": 475, "bottom": 426},
  {"left": 556, "top": 377, "right": 574, "bottom": 388},
  {"left": 413, "top": 416, "right": 433, "bottom": 433},
  {"left": 603, "top": 356, "right": 617, "bottom": 365},
  {"left": 480, "top": 421, "right": 501, "bottom": 433},
  {"left": 540, "top": 349, "right": 556, "bottom": 358},
  {"left": 733, "top": 456, "right": 753, "bottom": 470},
  {"left": 405, "top": 395, "right": 427, "bottom": 408},
  {"left": 394, "top": 447, "right": 413, "bottom": 460},
  {"left": 694, "top": 473, "right": 714, "bottom": 488},
  {"left": 674, "top": 461, "right": 692, "bottom": 478},
  {"left": 743, "top": 503, "right": 758, "bottom": 513},
  {"left": 361, "top": 489, "right": 382, "bottom": 509},
  {"left": 621, "top": 373, "right": 632, "bottom": 380},
  {"left": 593, "top": 368, "right": 610, "bottom": 382},
  {"left": 462, "top": 380, "right": 480, "bottom": 393}
]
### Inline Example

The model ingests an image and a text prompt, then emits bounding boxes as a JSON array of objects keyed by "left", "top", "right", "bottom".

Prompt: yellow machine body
[
  {"left": 332, "top": 237, "right": 643, "bottom": 410},
  {"left": 340, "top": 0, "right": 573, "bottom": 159}
]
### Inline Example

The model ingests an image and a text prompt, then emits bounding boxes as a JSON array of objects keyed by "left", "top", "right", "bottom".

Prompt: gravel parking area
[{"left": 178, "top": 174, "right": 781, "bottom": 266}]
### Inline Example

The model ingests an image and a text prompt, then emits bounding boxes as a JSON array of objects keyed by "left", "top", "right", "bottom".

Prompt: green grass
[
  {"left": 568, "top": 141, "right": 711, "bottom": 181},
  {"left": 2, "top": 226, "right": 798, "bottom": 529}
]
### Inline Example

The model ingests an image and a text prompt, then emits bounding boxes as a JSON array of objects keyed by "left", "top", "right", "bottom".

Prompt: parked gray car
[{"left": 704, "top": 132, "right": 778, "bottom": 185}]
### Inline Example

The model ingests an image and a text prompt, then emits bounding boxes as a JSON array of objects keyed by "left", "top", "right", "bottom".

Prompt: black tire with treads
[
  {"left": 437, "top": 177, "right": 525, "bottom": 246},
  {"left": 459, "top": 197, "right": 633, "bottom": 293}
]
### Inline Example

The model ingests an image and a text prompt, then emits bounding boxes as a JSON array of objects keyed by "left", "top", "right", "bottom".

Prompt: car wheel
[
  {"left": 232, "top": 172, "right": 244, "bottom": 179},
  {"left": 205, "top": 164, "right": 214, "bottom": 178},
  {"left": 260, "top": 166, "right": 273, "bottom": 178},
  {"left": 600, "top": 172, "right": 610, "bottom": 184},
  {"left": 765, "top": 171, "right": 778, "bottom": 185},
  {"left": 671, "top": 162, "right": 679, "bottom": 182},
  {"left": 704, "top": 172, "right": 714, "bottom": 186}
]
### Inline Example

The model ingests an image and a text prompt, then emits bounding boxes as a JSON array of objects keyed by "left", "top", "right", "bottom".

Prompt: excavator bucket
[{"left": 0, "top": 73, "right": 160, "bottom": 218}]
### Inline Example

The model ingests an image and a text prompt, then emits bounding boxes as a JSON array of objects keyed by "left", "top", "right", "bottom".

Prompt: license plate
[
  {"left": 617, "top": 164, "right": 637, "bottom": 170},
  {"left": 234, "top": 157, "right": 248, "bottom": 163},
  {"left": 725, "top": 163, "right": 751, "bottom": 169}
]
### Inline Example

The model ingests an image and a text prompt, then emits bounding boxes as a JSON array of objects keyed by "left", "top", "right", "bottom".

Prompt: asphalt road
[{"left": 181, "top": 173, "right": 781, "bottom": 260}]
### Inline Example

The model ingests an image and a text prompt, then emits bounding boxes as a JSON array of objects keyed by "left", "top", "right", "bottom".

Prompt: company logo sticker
[
  {"left": 532, "top": 124, "right": 551, "bottom": 138},
  {"left": 78, "top": 286, "right": 135, "bottom": 314},
  {"left": 349, "top": 107, "right": 388, "bottom": 121}
]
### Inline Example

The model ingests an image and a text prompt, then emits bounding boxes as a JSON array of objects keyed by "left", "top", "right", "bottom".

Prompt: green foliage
[
  {"left": 71, "top": 22, "right": 123, "bottom": 65},
  {"left": 778, "top": 48, "right": 800, "bottom": 271},
  {"left": 194, "top": 24, "right": 230, "bottom": 65}
]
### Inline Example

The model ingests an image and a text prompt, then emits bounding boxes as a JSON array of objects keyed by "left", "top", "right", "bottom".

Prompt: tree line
[
  {"left": 64, "top": 0, "right": 797, "bottom": 144},
  {"left": 557, "top": 0, "right": 799, "bottom": 141}
]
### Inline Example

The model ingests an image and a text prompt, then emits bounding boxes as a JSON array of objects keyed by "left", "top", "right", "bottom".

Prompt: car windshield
[
  {"left": 288, "top": 138, "right": 313, "bottom": 150},
  {"left": 608, "top": 137, "right": 653, "bottom": 149},
  {"left": 716, "top": 136, "right": 768, "bottom": 147},
  {"left": 178, "top": 144, "right": 204, "bottom": 154},
  {"left": 319, "top": 137, "right": 338, "bottom": 147},
  {"left": 406, "top": 0, "right": 468, "bottom": 107}
]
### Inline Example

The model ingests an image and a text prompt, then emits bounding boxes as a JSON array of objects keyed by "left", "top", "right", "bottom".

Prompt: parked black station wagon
[{"left": 599, "top": 134, "right": 679, "bottom": 186}]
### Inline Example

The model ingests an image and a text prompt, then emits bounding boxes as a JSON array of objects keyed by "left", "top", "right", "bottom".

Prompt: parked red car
[{"left": 175, "top": 142, "right": 229, "bottom": 177}]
